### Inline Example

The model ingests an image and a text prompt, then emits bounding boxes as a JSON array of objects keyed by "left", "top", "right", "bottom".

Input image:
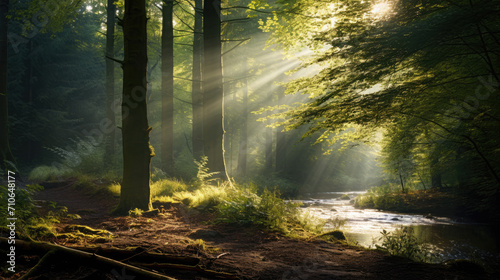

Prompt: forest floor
[{"left": 3, "top": 180, "right": 496, "bottom": 280}]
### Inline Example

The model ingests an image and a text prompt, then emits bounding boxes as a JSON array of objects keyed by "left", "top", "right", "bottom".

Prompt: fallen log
[
  {"left": 68, "top": 246, "right": 200, "bottom": 265},
  {"left": 1, "top": 237, "right": 177, "bottom": 280},
  {"left": 130, "top": 262, "right": 238, "bottom": 279}
]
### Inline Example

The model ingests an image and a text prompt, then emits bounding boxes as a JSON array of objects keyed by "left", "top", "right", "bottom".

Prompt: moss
[
  {"left": 322, "top": 230, "right": 346, "bottom": 240},
  {"left": 57, "top": 225, "right": 114, "bottom": 242},
  {"left": 25, "top": 224, "right": 57, "bottom": 239}
]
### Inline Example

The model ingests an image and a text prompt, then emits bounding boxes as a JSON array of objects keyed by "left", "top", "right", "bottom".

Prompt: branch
[
  {"left": 106, "top": 56, "right": 124, "bottom": 65},
  {"left": 222, "top": 6, "right": 319, "bottom": 19},
  {"left": 174, "top": 10, "right": 194, "bottom": 31},
  {"left": 222, "top": 38, "right": 251, "bottom": 56},
  {"left": 222, "top": 38, "right": 251, "bottom": 42},
  {"left": 130, "top": 262, "right": 237, "bottom": 279},
  {"left": 222, "top": 18, "right": 251, "bottom": 23}
]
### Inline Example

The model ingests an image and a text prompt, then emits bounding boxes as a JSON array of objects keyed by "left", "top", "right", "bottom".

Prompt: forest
[{"left": 0, "top": 0, "right": 499, "bottom": 279}]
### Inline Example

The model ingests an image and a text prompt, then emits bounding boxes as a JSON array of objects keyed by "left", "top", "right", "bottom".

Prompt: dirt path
[{"left": 8, "top": 182, "right": 494, "bottom": 279}]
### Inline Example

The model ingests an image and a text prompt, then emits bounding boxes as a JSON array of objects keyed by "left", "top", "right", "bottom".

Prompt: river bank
[{"left": 2, "top": 183, "right": 495, "bottom": 279}]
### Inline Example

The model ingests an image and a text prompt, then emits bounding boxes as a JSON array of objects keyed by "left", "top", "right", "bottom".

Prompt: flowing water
[{"left": 298, "top": 192, "right": 499, "bottom": 263}]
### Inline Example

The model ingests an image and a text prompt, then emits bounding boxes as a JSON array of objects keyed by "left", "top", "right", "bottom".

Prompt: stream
[{"left": 298, "top": 192, "right": 499, "bottom": 263}]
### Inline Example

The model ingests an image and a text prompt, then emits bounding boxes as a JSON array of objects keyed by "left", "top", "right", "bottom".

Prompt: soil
[{"left": 1, "top": 181, "right": 496, "bottom": 280}]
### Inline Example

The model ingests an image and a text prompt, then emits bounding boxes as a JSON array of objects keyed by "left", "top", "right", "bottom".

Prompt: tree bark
[
  {"left": 161, "top": 0, "right": 175, "bottom": 175},
  {"left": 275, "top": 88, "right": 287, "bottom": 174},
  {"left": 203, "top": 0, "right": 229, "bottom": 181},
  {"left": 192, "top": 0, "right": 204, "bottom": 161},
  {"left": 236, "top": 58, "right": 248, "bottom": 177},
  {"left": 104, "top": 0, "right": 116, "bottom": 168},
  {"left": 264, "top": 92, "right": 273, "bottom": 173},
  {"left": 0, "top": 0, "right": 15, "bottom": 172},
  {"left": 114, "top": 0, "right": 153, "bottom": 214},
  {"left": 430, "top": 158, "right": 442, "bottom": 189}
]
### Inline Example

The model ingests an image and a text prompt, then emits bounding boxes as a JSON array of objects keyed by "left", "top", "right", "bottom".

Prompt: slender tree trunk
[
  {"left": 275, "top": 88, "right": 286, "bottom": 174},
  {"left": 430, "top": 159, "right": 442, "bottom": 189},
  {"left": 264, "top": 92, "right": 273, "bottom": 173},
  {"left": 399, "top": 171, "right": 405, "bottom": 193},
  {"left": 236, "top": 58, "right": 248, "bottom": 177},
  {"left": 0, "top": 0, "right": 15, "bottom": 171},
  {"left": 104, "top": 0, "right": 116, "bottom": 168},
  {"left": 161, "top": 0, "right": 174, "bottom": 175},
  {"left": 114, "top": 0, "right": 152, "bottom": 214},
  {"left": 23, "top": 41, "right": 34, "bottom": 163},
  {"left": 192, "top": 0, "right": 203, "bottom": 161},
  {"left": 202, "top": 0, "right": 229, "bottom": 180}
]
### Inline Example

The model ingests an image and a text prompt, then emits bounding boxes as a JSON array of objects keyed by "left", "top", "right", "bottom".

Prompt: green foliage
[
  {"left": 193, "top": 156, "right": 219, "bottom": 187},
  {"left": 0, "top": 183, "right": 81, "bottom": 240},
  {"left": 29, "top": 138, "right": 109, "bottom": 182},
  {"left": 150, "top": 178, "right": 188, "bottom": 197},
  {"left": 378, "top": 227, "right": 440, "bottom": 263},
  {"left": 173, "top": 184, "right": 231, "bottom": 209},
  {"left": 354, "top": 185, "right": 412, "bottom": 209},
  {"left": 28, "top": 165, "right": 73, "bottom": 182},
  {"left": 0, "top": 184, "right": 44, "bottom": 231},
  {"left": 244, "top": 175, "right": 300, "bottom": 198},
  {"left": 216, "top": 187, "right": 325, "bottom": 237},
  {"left": 128, "top": 208, "right": 143, "bottom": 217}
]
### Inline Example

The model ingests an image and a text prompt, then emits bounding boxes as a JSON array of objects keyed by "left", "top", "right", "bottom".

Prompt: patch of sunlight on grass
[
  {"left": 108, "top": 183, "right": 121, "bottom": 196},
  {"left": 173, "top": 184, "right": 231, "bottom": 208},
  {"left": 28, "top": 165, "right": 73, "bottom": 182},
  {"left": 150, "top": 178, "right": 188, "bottom": 197},
  {"left": 152, "top": 195, "right": 176, "bottom": 203}
]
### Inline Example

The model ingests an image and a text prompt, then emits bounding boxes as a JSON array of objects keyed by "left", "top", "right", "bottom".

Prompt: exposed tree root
[
  {"left": 2, "top": 238, "right": 176, "bottom": 280},
  {"left": 18, "top": 249, "right": 57, "bottom": 280},
  {"left": 69, "top": 246, "right": 200, "bottom": 265},
  {"left": 130, "top": 262, "right": 238, "bottom": 279}
]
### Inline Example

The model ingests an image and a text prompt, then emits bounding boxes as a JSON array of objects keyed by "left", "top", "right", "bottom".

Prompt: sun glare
[{"left": 370, "top": 1, "right": 392, "bottom": 19}]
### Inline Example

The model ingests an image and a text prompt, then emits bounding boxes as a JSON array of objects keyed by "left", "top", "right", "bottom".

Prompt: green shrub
[
  {"left": 174, "top": 183, "right": 231, "bottom": 209},
  {"left": 28, "top": 165, "right": 73, "bottom": 182},
  {"left": 377, "top": 227, "right": 440, "bottom": 263},
  {"left": 216, "top": 187, "right": 325, "bottom": 237}
]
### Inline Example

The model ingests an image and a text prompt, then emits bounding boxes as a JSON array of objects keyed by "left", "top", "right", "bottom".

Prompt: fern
[{"left": 194, "top": 156, "right": 219, "bottom": 186}]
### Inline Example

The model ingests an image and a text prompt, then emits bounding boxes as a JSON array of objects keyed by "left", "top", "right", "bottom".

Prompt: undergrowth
[
  {"left": 377, "top": 227, "right": 441, "bottom": 263},
  {"left": 0, "top": 183, "right": 80, "bottom": 240}
]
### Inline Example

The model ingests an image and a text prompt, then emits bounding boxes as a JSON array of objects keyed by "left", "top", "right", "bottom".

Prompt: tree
[
  {"left": 104, "top": 0, "right": 116, "bottom": 168},
  {"left": 114, "top": 0, "right": 153, "bottom": 213},
  {"left": 161, "top": 0, "right": 174, "bottom": 175},
  {"left": 0, "top": 0, "right": 15, "bottom": 172},
  {"left": 192, "top": 0, "right": 204, "bottom": 161},
  {"left": 275, "top": 87, "right": 286, "bottom": 174},
  {"left": 202, "top": 0, "right": 229, "bottom": 180},
  {"left": 236, "top": 57, "right": 248, "bottom": 176}
]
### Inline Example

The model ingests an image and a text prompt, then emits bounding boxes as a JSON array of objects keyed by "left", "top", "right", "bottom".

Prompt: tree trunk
[
  {"left": 114, "top": 0, "right": 152, "bottom": 214},
  {"left": 202, "top": 0, "right": 229, "bottom": 181},
  {"left": 236, "top": 58, "right": 248, "bottom": 177},
  {"left": 192, "top": 0, "right": 204, "bottom": 161},
  {"left": 161, "top": 0, "right": 174, "bottom": 175},
  {"left": 264, "top": 92, "right": 273, "bottom": 173},
  {"left": 104, "top": 0, "right": 116, "bottom": 168},
  {"left": 275, "top": 88, "right": 286, "bottom": 174},
  {"left": 23, "top": 41, "right": 34, "bottom": 163},
  {"left": 0, "top": 0, "right": 15, "bottom": 171},
  {"left": 430, "top": 161, "right": 442, "bottom": 189},
  {"left": 399, "top": 171, "right": 405, "bottom": 193}
]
